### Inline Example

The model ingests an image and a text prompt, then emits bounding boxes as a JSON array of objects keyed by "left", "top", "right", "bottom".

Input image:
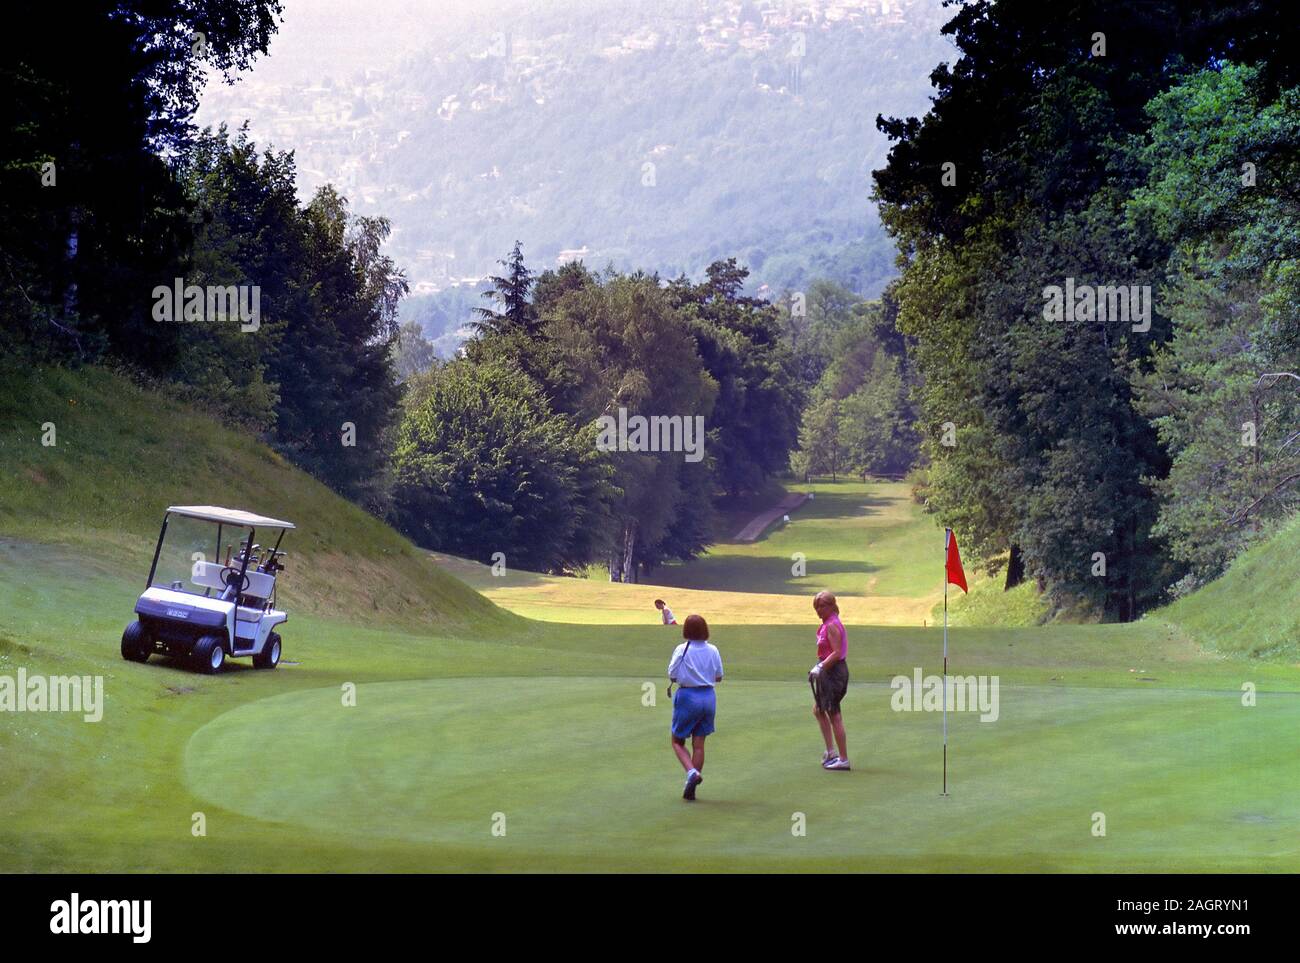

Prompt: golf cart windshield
[
  {"left": 147, "top": 507, "right": 294, "bottom": 600},
  {"left": 148, "top": 514, "right": 249, "bottom": 597}
]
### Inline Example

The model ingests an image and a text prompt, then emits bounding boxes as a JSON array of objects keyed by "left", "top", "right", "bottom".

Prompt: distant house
[
  {"left": 557, "top": 246, "right": 590, "bottom": 265},
  {"left": 622, "top": 30, "right": 659, "bottom": 51}
]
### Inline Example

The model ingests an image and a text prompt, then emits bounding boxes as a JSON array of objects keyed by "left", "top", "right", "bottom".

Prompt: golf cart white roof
[{"left": 167, "top": 505, "right": 296, "bottom": 529}]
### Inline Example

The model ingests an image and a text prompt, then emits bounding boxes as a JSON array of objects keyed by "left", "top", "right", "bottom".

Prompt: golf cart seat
[{"left": 191, "top": 561, "right": 275, "bottom": 600}]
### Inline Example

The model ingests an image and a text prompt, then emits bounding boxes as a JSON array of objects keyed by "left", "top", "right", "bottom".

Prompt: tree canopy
[{"left": 873, "top": 0, "right": 1300, "bottom": 617}]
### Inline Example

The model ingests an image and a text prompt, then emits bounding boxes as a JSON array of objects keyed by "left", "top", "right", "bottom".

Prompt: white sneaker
[
  {"left": 683, "top": 768, "right": 702, "bottom": 800},
  {"left": 822, "top": 749, "right": 839, "bottom": 766},
  {"left": 823, "top": 757, "right": 851, "bottom": 771}
]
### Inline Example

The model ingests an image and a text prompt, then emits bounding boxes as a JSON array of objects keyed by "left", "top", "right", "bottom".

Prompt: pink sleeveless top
[{"left": 816, "top": 614, "right": 847, "bottom": 660}]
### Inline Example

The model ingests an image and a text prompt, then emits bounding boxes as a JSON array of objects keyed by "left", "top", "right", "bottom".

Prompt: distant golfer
[
  {"left": 809, "top": 590, "right": 850, "bottom": 770},
  {"left": 667, "top": 614, "right": 723, "bottom": 800},
  {"left": 655, "top": 598, "right": 677, "bottom": 625}
]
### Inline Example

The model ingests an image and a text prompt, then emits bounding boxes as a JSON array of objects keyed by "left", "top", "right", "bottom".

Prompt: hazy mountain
[{"left": 198, "top": 0, "right": 954, "bottom": 348}]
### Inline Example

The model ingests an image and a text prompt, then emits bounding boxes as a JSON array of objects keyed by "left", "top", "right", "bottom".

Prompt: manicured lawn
[
  {"left": 3, "top": 367, "right": 1297, "bottom": 873},
  {"left": 186, "top": 677, "right": 1300, "bottom": 872},
  {"left": 4, "top": 539, "right": 1297, "bottom": 872}
]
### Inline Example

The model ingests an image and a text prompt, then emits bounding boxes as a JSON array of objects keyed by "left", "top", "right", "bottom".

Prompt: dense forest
[
  {"left": 873, "top": 0, "right": 1300, "bottom": 619},
  {"left": 390, "top": 250, "right": 921, "bottom": 578},
  {"left": 395, "top": 252, "right": 798, "bottom": 579}
]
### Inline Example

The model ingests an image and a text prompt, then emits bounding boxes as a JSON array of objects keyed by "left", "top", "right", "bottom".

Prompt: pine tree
[{"left": 473, "top": 241, "right": 535, "bottom": 336}]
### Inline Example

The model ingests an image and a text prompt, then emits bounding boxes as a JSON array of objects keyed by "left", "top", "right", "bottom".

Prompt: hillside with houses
[{"left": 199, "top": 0, "right": 952, "bottom": 349}]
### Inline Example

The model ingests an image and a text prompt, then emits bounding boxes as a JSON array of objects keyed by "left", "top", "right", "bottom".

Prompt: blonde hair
[{"left": 813, "top": 590, "right": 839, "bottom": 616}]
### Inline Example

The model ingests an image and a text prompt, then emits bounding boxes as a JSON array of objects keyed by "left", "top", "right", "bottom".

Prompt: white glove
[{"left": 808, "top": 663, "right": 823, "bottom": 681}]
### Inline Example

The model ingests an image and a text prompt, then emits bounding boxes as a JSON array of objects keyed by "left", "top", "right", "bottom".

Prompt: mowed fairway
[
  {"left": 433, "top": 480, "right": 945, "bottom": 625},
  {"left": 653, "top": 480, "right": 941, "bottom": 599},
  {"left": 4, "top": 466, "right": 1299, "bottom": 872}
]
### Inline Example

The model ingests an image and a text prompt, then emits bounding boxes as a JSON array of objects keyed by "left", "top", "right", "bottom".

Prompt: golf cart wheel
[
  {"left": 253, "top": 632, "right": 282, "bottom": 670},
  {"left": 192, "top": 634, "right": 226, "bottom": 675},
  {"left": 120, "top": 620, "right": 151, "bottom": 663}
]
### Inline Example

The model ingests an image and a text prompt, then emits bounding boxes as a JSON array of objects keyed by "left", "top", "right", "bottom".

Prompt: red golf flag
[{"left": 945, "top": 528, "right": 968, "bottom": 593}]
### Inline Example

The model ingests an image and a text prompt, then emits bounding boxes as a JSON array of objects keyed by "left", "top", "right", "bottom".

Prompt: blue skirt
[{"left": 671, "top": 686, "right": 716, "bottom": 739}]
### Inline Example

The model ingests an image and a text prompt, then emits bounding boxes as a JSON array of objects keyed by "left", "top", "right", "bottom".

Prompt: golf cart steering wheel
[{"left": 220, "top": 567, "right": 251, "bottom": 593}]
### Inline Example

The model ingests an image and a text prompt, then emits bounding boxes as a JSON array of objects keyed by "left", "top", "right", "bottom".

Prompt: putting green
[{"left": 184, "top": 677, "right": 1300, "bottom": 870}]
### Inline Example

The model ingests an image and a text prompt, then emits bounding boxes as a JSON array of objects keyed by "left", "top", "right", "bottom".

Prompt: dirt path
[{"left": 732, "top": 491, "right": 810, "bottom": 542}]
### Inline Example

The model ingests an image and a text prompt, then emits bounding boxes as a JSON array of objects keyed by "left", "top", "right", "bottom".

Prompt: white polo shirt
[{"left": 667, "top": 641, "right": 724, "bottom": 688}]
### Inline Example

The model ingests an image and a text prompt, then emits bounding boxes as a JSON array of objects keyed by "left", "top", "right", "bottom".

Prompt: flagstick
[{"left": 942, "top": 528, "right": 950, "bottom": 797}]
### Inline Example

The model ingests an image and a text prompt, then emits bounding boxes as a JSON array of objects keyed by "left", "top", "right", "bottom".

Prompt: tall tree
[
  {"left": 778, "top": 278, "right": 861, "bottom": 385},
  {"left": 269, "top": 185, "right": 404, "bottom": 506},
  {"left": 472, "top": 240, "right": 535, "bottom": 337},
  {"left": 392, "top": 358, "right": 617, "bottom": 572},
  {"left": 791, "top": 397, "right": 847, "bottom": 482},
  {"left": 392, "top": 320, "right": 438, "bottom": 382},
  {"left": 795, "top": 296, "right": 919, "bottom": 480},
  {"left": 545, "top": 271, "right": 717, "bottom": 581},
  {"left": 668, "top": 259, "right": 804, "bottom": 496},
  {"left": 1129, "top": 65, "right": 1300, "bottom": 584},
  {"left": 180, "top": 129, "right": 405, "bottom": 506},
  {"left": 871, "top": 0, "right": 1300, "bottom": 617},
  {"left": 0, "top": 1, "right": 282, "bottom": 363}
]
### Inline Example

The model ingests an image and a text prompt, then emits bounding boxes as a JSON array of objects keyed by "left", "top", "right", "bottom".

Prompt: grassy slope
[
  {"left": 1157, "top": 512, "right": 1300, "bottom": 661},
  {"left": 938, "top": 577, "right": 1051, "bottom": 627},
  {"left": 1, "top": 366, "right": 1297, "bottom": 872},
  {"left": 0, "top": 364, "right": 511, "bottom": 633}
]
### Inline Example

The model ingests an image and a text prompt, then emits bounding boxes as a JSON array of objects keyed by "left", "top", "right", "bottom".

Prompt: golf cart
[{"left": 120, "top": 506, "right": 295, "bottom": 674}]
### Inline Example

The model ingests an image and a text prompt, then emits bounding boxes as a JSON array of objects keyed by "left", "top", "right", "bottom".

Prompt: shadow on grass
[
  {"left": 780, "top": 492, "right": 894, "bottom": 523},
  {"left": 150, "top": 654, "right": 257, "bottom": 676},
  {"left": 648, "top": 556, "right": 880, "bottom": 593},
  {"left": 429, "top": 486, "right": 902, "bottom": 593},
  {"left": 428, "top": 552, "right": 560, "bottom": 589},
  {"left": 719, "top": 491, "right": 896, "bottom": 546}
]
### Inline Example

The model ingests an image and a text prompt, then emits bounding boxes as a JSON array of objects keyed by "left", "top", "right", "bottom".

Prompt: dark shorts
[
  {"left": 813, "top": 661, "right": 849, "bottom": 715},
  {"left": 671, "top": 686, "right": 716, "bottom": 739}
]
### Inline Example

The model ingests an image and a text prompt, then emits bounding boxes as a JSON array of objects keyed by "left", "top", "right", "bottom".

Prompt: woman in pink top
[{"left": 808, "top": 590, "right": 850, "bottom": 770}]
